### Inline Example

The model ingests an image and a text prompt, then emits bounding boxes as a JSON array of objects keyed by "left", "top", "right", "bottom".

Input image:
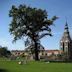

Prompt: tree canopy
[{"left": 9, "top": 5, "right": 58, "bottom": 60}]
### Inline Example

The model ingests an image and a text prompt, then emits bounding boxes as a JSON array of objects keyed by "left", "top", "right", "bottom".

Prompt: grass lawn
[{"left": 0, "top": 60, "right": 72, "bottom": 72}]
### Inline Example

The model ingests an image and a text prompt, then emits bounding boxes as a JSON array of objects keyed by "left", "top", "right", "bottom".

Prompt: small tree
[
  {"left": 0, "top": 46, "right": 11, "bottom": 57},
  {"left": 9, "top": 5, "right": 57, "bottom": 61}
]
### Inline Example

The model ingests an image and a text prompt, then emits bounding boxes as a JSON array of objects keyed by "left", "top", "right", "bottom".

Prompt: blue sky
[{"left": 0, "top": 0, "right": 72, "bottom": 50}]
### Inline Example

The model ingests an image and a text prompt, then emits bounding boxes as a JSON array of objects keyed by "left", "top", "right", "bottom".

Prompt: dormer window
[
  {"left": 60, "top": 40, "right": 63, "bottom": 43},
  {"left": 65, "top": 40, "right": 69, "bottom": 42}
]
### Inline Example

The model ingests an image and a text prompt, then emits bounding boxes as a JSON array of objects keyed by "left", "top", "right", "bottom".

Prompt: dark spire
[
  {"left": 60, "top": 21, "right": 71, "bottom": 43},
  {"left": 64, "top": 21, "right": 69, "bottom": 32}
]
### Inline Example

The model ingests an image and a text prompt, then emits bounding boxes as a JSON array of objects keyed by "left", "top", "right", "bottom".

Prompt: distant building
[
  {"left": 60, "top": 22, "right": 72, "bottom": 59},
  {"left": 44, "top": 50, "right": 62, "bottom": 56},
  {"left": 11, "top": 49, "right": 61, "bottom": 60},
  {"left": 11, "top": 50, "right": 26, "bottom": 56}
]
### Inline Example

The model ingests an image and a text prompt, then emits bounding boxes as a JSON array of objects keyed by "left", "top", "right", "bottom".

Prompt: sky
[{"left": 0, "top": 0, "right": 72, "bottom": 50}]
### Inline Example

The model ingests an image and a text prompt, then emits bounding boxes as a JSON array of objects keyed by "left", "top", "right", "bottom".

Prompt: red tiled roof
[{"left": 45, "top": 50, "right": 62, "bottom": 53}]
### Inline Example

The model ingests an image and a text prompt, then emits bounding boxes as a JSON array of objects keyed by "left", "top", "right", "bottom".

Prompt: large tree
[{"left": 9, "top": 5, "right": 57, "bottom": 61}]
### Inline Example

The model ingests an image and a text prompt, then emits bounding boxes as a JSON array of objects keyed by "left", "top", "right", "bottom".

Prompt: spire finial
[
  {"left": 64, "top": 17, "right": 68, "bottom": 29},
  {"left": 65, "top": 17, "right": 68, "bottom": 25}
]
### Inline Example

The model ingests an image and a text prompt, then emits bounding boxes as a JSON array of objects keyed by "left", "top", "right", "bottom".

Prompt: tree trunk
[{"left": 34, "top": 39, "right": 39, "bottom": 61}]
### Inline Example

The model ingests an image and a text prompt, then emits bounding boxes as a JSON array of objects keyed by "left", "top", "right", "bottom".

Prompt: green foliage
[
  {"left": 9, "top": 5, "right": 57, "bottom": 42},
  {"left": 0, "top": 46, "right": 11, "bottom": 57},
  {"left": 9, "top": 4, "right": 58, "bottom": 60}
]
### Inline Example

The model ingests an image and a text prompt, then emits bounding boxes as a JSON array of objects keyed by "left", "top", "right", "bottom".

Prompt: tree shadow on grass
[{"left": 0, "top": 69, "right": 8, "bottom": 72}]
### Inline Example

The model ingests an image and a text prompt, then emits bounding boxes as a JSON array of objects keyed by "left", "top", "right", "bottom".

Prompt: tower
[{"left": 60, "top": 22, "right": 72, "bottom": 59}]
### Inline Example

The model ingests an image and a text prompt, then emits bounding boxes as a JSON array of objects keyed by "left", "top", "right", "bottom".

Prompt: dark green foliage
[
  {"left": 0, "top": 69, "right": 8, "bottom": 72},
  {"left": 9, "top": 4, "right": 58, "bottom": 60},
  {"left": 0, "top": 46, "right": 11, "bottom": 57}
]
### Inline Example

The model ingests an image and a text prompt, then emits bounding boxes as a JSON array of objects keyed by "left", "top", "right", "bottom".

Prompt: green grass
[{"left": 0, "top": 60, "right": 72, "bottom": 72}]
